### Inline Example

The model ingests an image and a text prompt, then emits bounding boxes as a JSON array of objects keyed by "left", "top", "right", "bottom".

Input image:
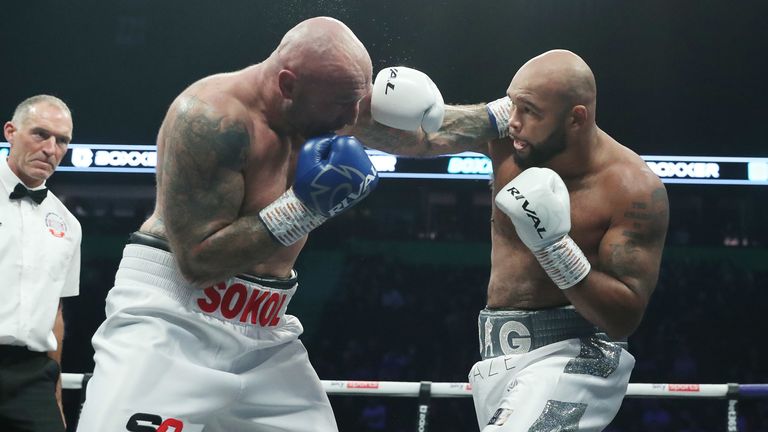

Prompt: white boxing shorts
[
  {"left": 469, "top": 307, "right": 634, "bottom": 432},
  {"left": 77, "top": 237, "right": 337, "bottom": 432}
]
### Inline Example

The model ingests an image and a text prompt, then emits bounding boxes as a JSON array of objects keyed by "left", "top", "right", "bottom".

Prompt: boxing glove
[
  {"left": 259, "top": 134, "right": 379, "bottom": 246},
  {"left": 494, "top": 167, "right": 590, "bottom": 289},
  {"left": 371, "top": 66, "right": 445, "bottom": 133},
  {"left": 486, "top": 96, "right": 512, "bottom": 138}
]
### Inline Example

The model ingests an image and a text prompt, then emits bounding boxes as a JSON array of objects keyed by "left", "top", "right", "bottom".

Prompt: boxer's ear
[
  {"left": 278, "top": 69, "right": 297, "bottom": 100},
  {"left": 569, "top": 105, "right": 588, "bottom": 129}
]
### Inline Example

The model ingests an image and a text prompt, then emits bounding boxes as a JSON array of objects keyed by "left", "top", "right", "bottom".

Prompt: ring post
[
  {"left": 415, "top": 381, "right": 432, "bottom": 432},
  {"left": 726, "top": 382, "right": 739, "bottom": 432}
]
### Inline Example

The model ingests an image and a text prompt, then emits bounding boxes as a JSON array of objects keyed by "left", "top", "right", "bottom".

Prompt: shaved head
[
  {"left": 274, "top": 16, "right": 371, "bottom": 82},
  {"left": 506, "top": 50, "right": 599, "bottom": 167},
  {"left": 514, "top": 49, "right": 597, "bottom": 111},
  {"left": 267, "top": 17, "right": 373, "bottom": 136}
]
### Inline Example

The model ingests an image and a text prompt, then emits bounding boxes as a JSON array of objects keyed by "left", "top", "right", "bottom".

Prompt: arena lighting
[{"left": 1, "top": 143, "right": 767, "bottom": 185}]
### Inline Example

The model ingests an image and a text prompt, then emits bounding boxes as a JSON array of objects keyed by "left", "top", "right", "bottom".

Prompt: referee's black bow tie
[{"left": 9, "top": 183, "right": 48, "bottom": 204}]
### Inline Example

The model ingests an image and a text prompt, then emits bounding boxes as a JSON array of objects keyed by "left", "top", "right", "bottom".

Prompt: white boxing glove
[
  {"left": 371, "top": 66, "right": 445, "bottom": 133},
  {"left": 486, "top": 96, "right": 512, "bottom": 138},
  {"left": 495, "top": 167, "right": 591, "bottom": 289}
]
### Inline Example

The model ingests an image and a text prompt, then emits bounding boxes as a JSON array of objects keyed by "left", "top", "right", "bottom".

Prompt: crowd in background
[
  {"left": 60, "top": 183, "right": 768, "bottom": 431},
  {"left": 305, "top": 254, "right": 767, "bottom": 432}
]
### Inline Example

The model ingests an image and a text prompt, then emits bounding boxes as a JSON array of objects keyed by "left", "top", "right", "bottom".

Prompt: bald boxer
[
  {"left": 352, "top": 50, "right": 669, "bottom": 431},
  {"left": 78, "top": 17, "right": 378, "bottom": 432}
]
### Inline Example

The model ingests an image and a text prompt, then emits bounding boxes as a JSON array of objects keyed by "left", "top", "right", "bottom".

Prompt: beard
[{"left": 512, "top": 124, "right": 567, "bottom": 168}]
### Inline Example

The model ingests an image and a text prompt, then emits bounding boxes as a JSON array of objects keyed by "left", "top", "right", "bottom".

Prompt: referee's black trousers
[{"left": 0, "top": 345, "right": 65, "bottom": 432}]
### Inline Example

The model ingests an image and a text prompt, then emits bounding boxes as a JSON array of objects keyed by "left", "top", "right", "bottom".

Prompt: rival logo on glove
[
  {"left": 384, "top": 68, "right": 398, "bottom": 94},
  {"left": 506, "top": 187, "right": 546, "bottom": 239},
  {"left": 308, "top": 165, "right": 378, "bottom": 217}
]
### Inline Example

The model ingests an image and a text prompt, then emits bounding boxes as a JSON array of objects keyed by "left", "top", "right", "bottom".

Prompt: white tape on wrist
[
  {"left": 259, "top": 188, "right": 327, "bottom": 246},
  {"left": 485, "top": 96, "right": 512, "bottom": 138},
  {"left": 533, "top": 235, "right": 591, "bottom": 290}
]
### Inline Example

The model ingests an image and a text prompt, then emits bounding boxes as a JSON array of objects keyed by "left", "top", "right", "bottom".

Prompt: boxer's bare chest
[
  {"left": 241, "top": 123, "right": 307, "bottom": 264},
  {"left": 240, "top": 125, "right": 303, "bottom": 215},
  {"left": 486, "top": 146, "right": 612, "bottom": 308}
]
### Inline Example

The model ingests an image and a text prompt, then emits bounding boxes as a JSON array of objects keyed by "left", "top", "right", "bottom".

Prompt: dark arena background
[{"left": 3, "top": 1, "right": 768, "bottom": 431}]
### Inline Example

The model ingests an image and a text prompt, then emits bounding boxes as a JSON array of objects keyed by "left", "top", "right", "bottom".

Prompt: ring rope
[{"left": 61, "top": 373, "right": 768, "bottom": 398}]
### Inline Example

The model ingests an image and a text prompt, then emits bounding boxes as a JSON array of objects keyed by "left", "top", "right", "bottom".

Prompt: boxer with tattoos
[
  {"left": 78, "top": 17, "right": 378, "bottom": 432},
  {"left": 353, "top": 50, "right": 668, "bottom": 431}
]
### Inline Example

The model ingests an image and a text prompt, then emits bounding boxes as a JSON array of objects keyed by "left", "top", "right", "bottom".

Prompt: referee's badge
[{"left": 45, "top": 212, "right": 67, "bottom": 238}]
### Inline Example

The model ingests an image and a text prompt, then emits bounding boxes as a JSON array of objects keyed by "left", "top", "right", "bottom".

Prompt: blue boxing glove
[
  {"left": 293, "top": 134, "right": 379, "bottom": 217},
  {"left": 259, "top": 134, "right": 379, "bottom": 245}
]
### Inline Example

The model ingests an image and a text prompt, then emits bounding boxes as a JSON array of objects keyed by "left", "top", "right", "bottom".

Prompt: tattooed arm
[
  {"left": 159, "top": 96, "right": 280, "bottom": 286},
  {"left": 344, "top": 100, "right": 501, "bottom": 157},
  {"left": 565, "top": 172, "right": 669, "bottom": 339}
]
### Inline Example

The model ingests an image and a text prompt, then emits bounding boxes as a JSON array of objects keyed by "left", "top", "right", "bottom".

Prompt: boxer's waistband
[
  {"left": 120, "top": 232, "right": 297, "bottom": 328},
  {"left": 478, "top": 306, "right": 612, "bottom": 359}
]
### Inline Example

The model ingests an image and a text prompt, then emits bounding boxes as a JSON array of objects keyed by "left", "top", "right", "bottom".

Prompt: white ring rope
[{"left": 61, "top": 373, "right": 753, "bottom": 399}]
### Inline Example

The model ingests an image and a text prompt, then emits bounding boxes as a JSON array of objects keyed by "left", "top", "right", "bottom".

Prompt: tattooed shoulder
[
  {"left": 619, "top": 185, "right": 669, "bottom": 244},
  {"left": 604, "top": 184, "right": 668, "bottom": 279},
  {"left": 167, "top": 97, "right": 250, "bottom": 173}
]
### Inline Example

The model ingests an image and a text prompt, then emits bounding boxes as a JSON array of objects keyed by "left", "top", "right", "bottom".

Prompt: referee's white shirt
[{"left": 0, "top": 158, "right": 81, "bottom": 352}]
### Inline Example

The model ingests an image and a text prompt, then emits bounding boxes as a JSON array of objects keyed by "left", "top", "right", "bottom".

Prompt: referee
[{"left": 1, "top": 95, "right": 81, "bottom": 432}]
